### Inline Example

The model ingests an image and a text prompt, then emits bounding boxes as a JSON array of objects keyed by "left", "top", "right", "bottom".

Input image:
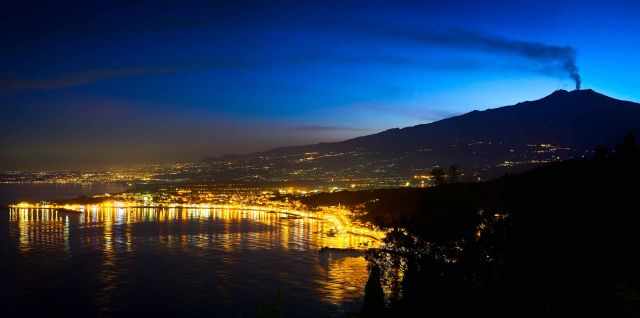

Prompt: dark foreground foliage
[{"left": 304, "top": 134, "right": 640, "bottom": 316}]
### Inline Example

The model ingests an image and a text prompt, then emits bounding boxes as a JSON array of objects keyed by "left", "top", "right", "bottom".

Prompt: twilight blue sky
[{"left": 2, "top": 0, "right": 639, "bottom": 169}]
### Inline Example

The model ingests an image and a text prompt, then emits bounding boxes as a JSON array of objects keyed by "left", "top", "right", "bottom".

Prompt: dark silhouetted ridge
[
  {"left": 267, "top": 89, "right": 640, "bottom": 155},
  {"left": 205, "top": 89, "right": 640, "bottom": 178}
]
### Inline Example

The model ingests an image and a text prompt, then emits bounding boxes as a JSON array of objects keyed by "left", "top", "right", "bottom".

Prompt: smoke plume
[{"left": 384, "top": 28, "right": 582, "bottom": 89}]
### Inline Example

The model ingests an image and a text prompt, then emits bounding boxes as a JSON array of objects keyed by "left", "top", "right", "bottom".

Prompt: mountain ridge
[
  {"left": 204, "top": 89, "right": 640, "bottom": 181},
  {"left": 261, "top": 89, "right": 640, "bottom": 156}
]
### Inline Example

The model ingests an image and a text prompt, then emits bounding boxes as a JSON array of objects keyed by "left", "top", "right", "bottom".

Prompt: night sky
[{"left": 2, "top": 1, "right": 639, "bottom": 170}]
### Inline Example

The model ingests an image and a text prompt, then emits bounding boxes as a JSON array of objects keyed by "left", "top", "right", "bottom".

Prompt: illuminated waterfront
[{"left": 1, "top": 201, "right": 383, "bottom": 316}]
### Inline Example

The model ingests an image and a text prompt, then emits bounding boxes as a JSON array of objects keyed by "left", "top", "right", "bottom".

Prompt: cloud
[
  {"left": 0, "top": 54, "right": 480, "bottom": 93},
  {"left": 291, "top": 124, "right": 369, "bottom": 132},
  {"left": 372, "top": 27, "right": 581, "bottom": 88},
  {"left": 0, "top": 60, "right": 257, "bottom": 92},
  {"left": 346, "top": 98, "right": 462, "bottom": 124},
  {"left": 1, "top": 26, "right": 582, "bottom": 93},
  {"left": 0, "top": 67, "right": 179, "bottom": 91}
]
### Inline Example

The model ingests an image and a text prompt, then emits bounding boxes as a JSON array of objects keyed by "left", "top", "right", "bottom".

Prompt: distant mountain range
[{"left": 209, "top": 89, "right": 640, "bottom": 181}]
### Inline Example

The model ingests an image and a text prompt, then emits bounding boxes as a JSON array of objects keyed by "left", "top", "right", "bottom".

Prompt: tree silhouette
[
  {"left": 616, "top": 132, "right": 638, "bottom": 158},
  {"left": 431, "top": 167, "right": 446, "bottom": 186},
  {"left": 448, "top": 165, "right": 460, "bottom": 183},
  {"left": 362, "top": 264, "right": 385, "bottom": 316},
  {"left": 594, "top": 145, "right": 609, "bottom": 160}
]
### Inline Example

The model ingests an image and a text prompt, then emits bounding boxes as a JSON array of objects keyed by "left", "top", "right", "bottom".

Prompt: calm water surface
[{"left": 0, "top": 186, "right": 374, "bottom": 317}]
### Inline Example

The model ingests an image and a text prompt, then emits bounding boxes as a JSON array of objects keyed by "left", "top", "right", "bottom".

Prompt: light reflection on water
[{"left": 3, "top": 207, "right": 378, "bottom": 317}]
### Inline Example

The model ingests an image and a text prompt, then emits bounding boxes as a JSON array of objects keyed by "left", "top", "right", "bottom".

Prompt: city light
[{"left": 9, "top": 191, "right": 386, "bottom": 250}]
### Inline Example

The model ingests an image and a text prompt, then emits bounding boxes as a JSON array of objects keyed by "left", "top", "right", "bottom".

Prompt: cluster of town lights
[{"left": 10, "top": 199, "right": 385, "bottom": 245}]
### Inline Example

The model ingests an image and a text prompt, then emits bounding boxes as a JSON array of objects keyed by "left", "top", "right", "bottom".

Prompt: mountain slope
[
  {"left": 269, "top": 89, "right": 640, "bottom": 155},
  {"left": 206, "top": 89, "right": 640, "bottom": 181}
]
